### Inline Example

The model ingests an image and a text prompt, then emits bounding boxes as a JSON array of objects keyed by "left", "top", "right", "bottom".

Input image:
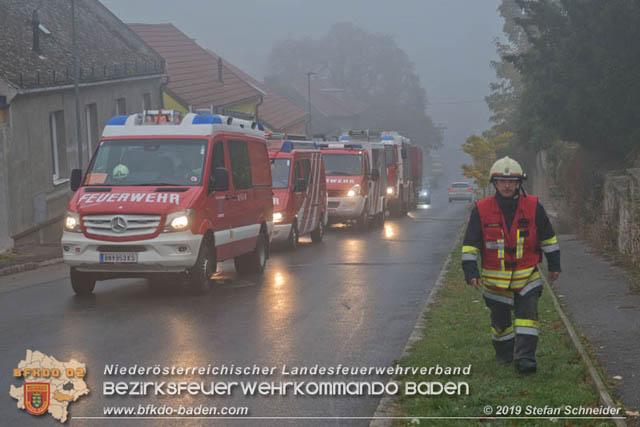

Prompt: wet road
[{"left": 1, "top": 189, "right": 471, "bottom": 426}]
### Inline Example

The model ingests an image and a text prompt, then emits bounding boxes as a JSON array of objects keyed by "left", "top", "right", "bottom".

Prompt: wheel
[
  {"left": 310, "top": 215, "right": 325, "bottom": 243},
  {"left": 187, "top": 238, "right": 215, "bottom": 295},
  {"left": 234, "top": 231, "right": 268, "bottom": 275},
  {"left": 286, "top": 220, "right": 299, "bottom": 250},
  {"left": 390, "top": 199, "right": 402, "bottom": 218},
  {"left": 70, "top": 268, "right": 96, "bottom": 296}
]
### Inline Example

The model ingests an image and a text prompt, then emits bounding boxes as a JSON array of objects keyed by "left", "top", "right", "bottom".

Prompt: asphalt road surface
[{"left": 0, "top": 188, "right": 472, "bottom": 427}]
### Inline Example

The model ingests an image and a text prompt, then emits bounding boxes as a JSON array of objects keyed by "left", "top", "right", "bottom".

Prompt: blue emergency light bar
[
  {"left": 107, "top": 116, "right": 128, "bottom": 126},
  {"left": 381, "top": 136, "right": 394, "bottom": 141},
  {"left": 280, "top": 140, "right": 319, "bottom": 152},
  {"left": 192, "top": 114, "right": 223, "bottom": 124},
  {"left": 339, "top": 135, "right": 350, "bottom": 141}
]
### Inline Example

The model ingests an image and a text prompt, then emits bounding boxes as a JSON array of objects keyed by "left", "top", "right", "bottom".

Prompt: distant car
[
  {"left": 449, "top": 182, "right": 474, "bottom": 202},
  {"left": 418, "top": 185, "right": 431, "bottom": 204}
]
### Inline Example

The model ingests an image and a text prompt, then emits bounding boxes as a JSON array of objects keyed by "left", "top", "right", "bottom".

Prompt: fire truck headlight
[
  {"left": 273, "top": 212, "right": 283, "bottom": 223},
  {"left": 164, "top": 209, "right": 193, "bottom": 232},
  {"left": 347, "top": 184, "right": 361, "bottom": 197},
  {"left": 64, "top": 211, "right": 81, "bottom": 232},
  {"left": 387, "top": 186, "right": 394, "bottom": 195}
]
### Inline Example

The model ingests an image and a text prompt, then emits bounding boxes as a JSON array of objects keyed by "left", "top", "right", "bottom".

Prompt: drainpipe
[
  {"left": 159, "top": 74, "right": 170, "bottom": 109},
  {"left": 255, "top": 95, "right": 263, "bottom": 123}
]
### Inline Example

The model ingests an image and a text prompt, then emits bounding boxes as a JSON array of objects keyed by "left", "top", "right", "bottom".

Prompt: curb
[
  {"left": 0, "top": 257, "right": 64, "bottom": 278},
  {"left": 544, "top": 276, "right": 627, "bottom": 427},
  {"left": 369, "top": 223, "right": 467, "bottom": 427}
]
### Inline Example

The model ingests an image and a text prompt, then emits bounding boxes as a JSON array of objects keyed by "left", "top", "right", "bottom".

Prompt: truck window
[
  {"left": 270, "top": 159, "right": 291, "bottom": 189},
  {"left": 247, "top": 141, "right": 271, "bottom": 187},
  {"left": 228, "top": 140, "right": 252, "bottom": 190},
  {"left": 300, "top": 158, "right": 311, "bottom": 183},
  {"left": 384, "top": 145, "right": 393, "bottom": 167},
  {"left": 209, "top": 141, "right": 225, "bottom": 183},
  {"left": 322, "top": 154, "right": 362, "bottom": 176},
  {"left": 84, "top": 138, "right": 206, "bottom": 186}
]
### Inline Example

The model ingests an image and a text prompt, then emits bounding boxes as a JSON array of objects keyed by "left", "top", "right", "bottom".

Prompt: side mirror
[
  {"left": 370, "top": 169, "right": 380, "bottom": 181},
  {"left": 213, "top": 167, "right": 229, "bottom": 192},
  {"left": 70, "top": 169, "right": 82, "bottom": 192},
  {"left": 296, "top": 178, "right": 308, "bottom": 192}
]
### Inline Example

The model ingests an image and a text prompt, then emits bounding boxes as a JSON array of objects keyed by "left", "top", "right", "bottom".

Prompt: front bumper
[
  {"left": 62, "top": 230, "right": 203, "bottom": 273},
  {"left": 272, "top": 223, "right": 293, "bottom": 242},
  {"left": 327, "top": 196, "right": 365, "bottom": 219}
]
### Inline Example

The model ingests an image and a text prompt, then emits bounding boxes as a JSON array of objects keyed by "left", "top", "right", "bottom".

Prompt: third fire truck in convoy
[
  {"left": 381, "top": 131, "right": 424, "bottom": 215},
  {"left": 267, "top": 138, "right": 328, "bottom": 249},
  {"left": 320, "top": 131, "right": 387, "bottom": 230}
]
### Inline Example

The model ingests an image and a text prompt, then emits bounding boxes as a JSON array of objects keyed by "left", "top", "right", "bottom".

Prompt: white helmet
[{"left": 490, "top": 156, "right": 524, "bottom": 182}]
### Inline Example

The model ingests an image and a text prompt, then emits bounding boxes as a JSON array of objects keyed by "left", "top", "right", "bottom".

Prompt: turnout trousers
[{"left": 482, "top": 284, "right": 542, "bottom": 365}]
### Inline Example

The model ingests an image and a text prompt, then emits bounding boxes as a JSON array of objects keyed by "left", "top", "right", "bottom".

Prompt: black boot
[
  {"left": 493, "top": 339, "right": 514, "bottom": 365},
  {"left": 515, "top": 359, "right": 537, "bottom": 374}
]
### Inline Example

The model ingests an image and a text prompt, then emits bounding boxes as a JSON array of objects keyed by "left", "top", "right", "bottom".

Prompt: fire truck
[
  {"left": 267, "top": 138, "right": 327, "bottom": 249},
  {"left": 381, "top": 131, "right": 412, "bottom": 217},
  {"left": 62, "top": 110, "right": 273, "bottom": 295},
  {"left": 320, "top": 131, "right": 387, "bottom": 229}
]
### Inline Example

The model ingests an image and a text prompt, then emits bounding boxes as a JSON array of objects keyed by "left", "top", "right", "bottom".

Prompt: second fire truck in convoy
[
  {"left": 62, "top": 110, "right": 273, "bottom": 296},
  {"left": 320, "top": 131, "right": 387, "bottom": 229},
  {"left": 267, "top": 138, "right": 328, "bottom": 249}
]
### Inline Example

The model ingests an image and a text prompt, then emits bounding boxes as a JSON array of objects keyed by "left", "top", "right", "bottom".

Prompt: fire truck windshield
[
  {"left": 84, "top": 139, "right": 207, "bottom": 186},
  {"left": 322, "top": 153, "right": 362, "bottom": 176},
  {"left": 270, "top": 158, "right": 291, "bottom": 189}
]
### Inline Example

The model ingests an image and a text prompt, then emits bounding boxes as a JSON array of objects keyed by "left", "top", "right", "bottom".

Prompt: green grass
[{"left": 390, "top": 239, "right": 617, "bottom": 426}]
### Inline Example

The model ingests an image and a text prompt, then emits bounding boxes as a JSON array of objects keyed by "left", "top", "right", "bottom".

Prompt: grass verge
[{"left": 391, "top": 237, "right": 617, "bottom": 426}]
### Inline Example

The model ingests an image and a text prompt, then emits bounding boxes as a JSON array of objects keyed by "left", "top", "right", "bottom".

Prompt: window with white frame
[
  {"left": 49, "top": 110, "right": 68, "bottom": 183},
  {"left": 116, "top": 97, "right": 126, "bottom": 115},
  {"left": 142, "top": 93, "right": 151, "bottom": 111}
]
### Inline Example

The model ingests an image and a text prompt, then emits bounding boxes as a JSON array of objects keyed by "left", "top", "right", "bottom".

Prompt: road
[{"left": 0, "top": 188, "right": 471, "bottom": 426}]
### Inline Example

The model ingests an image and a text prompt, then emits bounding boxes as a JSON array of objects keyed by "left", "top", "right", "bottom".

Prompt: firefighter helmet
[{"left": 490, "top": 156, "right": 524, "bottom": 181}]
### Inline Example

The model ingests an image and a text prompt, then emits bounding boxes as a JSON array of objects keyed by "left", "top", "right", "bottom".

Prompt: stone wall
[{"left": 603, "top": 169, "right": 640, "bottom": 257}]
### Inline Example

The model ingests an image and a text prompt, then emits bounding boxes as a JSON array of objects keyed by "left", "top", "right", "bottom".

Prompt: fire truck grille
[
  {"left": 328, "top": 201, "right": 340, "bottom": 208},
  {"left": 328, "top": 190, "right": 345, "bottom": 197},
  {"left": 82, "top": 214, "right": 162, "bottom": 237}
]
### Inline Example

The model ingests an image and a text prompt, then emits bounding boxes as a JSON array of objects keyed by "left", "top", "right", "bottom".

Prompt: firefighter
[{"left": 461, "top": 156, "right": 561, "bottom": 374}]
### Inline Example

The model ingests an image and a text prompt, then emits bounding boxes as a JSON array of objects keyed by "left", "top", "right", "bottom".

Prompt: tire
[
  {"left": 234, "top": 231, "right": 267, "bottom": 275},
  {"left": 390, "top": 199, "right": 402, "bottom": 218},
  {"left": 187, "top": 238, "right": 215, "bottom": 295},
  {"left": 70, "top": 267, "right": 96, "bottom": 296},
  {"left": 310, "top": 214, "right": 325, "bottom": 243},
  {"left": 286, "top": 220, "right": 299, "bottom": 250}
]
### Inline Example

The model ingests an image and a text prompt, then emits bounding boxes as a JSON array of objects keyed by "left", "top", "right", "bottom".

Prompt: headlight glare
[
  {"left": 164, "top": 209, "right": 194, "bottom": 232},
  {"left": 64, "top": 211, "right": 81, "bottom": 232},
  {"left": 273, "top": 212, "right": 283, "bottom": 223},
  {"left": 347, "top": 184, "right": 361, "bottom": 197},
  {"left": 386, "top": 186, "right": 394, "bottom": 195}
]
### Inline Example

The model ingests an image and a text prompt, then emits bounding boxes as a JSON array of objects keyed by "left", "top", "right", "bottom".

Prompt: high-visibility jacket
[{"left": 476, "top": 195, "right": 541, "bottom": 291}]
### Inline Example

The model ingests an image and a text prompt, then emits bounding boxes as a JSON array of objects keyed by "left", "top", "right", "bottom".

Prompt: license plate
[{"left": 99, "top": 252, "right": 138, "bottom": 263}]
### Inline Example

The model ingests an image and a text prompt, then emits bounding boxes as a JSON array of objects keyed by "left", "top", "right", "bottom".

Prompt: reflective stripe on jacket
[{"left": 476, "top": 195, "right": 541, "bottom": 291}]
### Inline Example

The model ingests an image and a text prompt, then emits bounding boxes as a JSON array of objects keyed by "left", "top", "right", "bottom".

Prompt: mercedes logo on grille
[{"left": 111, "top": 216, "right": 128, "bottom": 233}]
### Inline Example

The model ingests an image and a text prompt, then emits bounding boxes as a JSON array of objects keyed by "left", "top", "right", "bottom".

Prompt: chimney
[
  {"left": 31, "top": 10, "right": 41, "bottom": 54},
  {"left": 217, "top": 57, "right": 223, "bottom": 83}
]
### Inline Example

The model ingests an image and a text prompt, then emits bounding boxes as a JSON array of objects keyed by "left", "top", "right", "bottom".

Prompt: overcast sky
[{"left": 102, "top": 0, "right": 503, "bottom": 165}]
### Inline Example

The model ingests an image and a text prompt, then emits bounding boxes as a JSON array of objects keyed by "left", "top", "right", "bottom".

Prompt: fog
[{"left": 102, "top": 0, "right": 503, "bottom": 177}]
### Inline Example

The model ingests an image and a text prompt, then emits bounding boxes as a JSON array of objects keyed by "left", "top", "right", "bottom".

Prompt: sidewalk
[
  {"left": 0, "top": 243, "right": 62, "bottom": 277},
  {"left": 554, "top": 235, "right": 640, "bottom": 417}
]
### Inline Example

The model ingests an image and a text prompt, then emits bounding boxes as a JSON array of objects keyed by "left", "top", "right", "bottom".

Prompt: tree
[
  {"left": 266, "top": 23, "right": 443, "bottom": 150},
  {"left": 461, "top": 132, "right": 511, "bottom": 197},
  {"left": 509, "top": 0, "right": 640, "bottom": 159}
]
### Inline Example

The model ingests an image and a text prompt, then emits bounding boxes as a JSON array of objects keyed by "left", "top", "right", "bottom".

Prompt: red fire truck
[
  {"left": 381, "top": 131, "right": 412, "bottom": 217},
  {"left": 62, "top": 110, "right": 273, "bottom": 295},
  {"left": 320, "top": 132, "right": 386, "bottom": 229},
  {"left": 268, "top": 139, "right": 327, "bottom": 249}
]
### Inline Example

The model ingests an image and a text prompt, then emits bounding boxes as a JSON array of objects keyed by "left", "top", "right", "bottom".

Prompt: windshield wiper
[
  {"left": 327, "top": 172, "right": 351, "bottom": 176},
  {"left": 137, "top": 183, "right": 183, "bottom": 186}
]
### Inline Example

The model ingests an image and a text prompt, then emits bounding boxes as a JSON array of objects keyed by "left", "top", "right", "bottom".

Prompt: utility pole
[
  {"left": 307, "top": 71, "right": 315, "bottom": 136},
  {"left": 72, "top": 0, "right": 83, "bottom": 170}
]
